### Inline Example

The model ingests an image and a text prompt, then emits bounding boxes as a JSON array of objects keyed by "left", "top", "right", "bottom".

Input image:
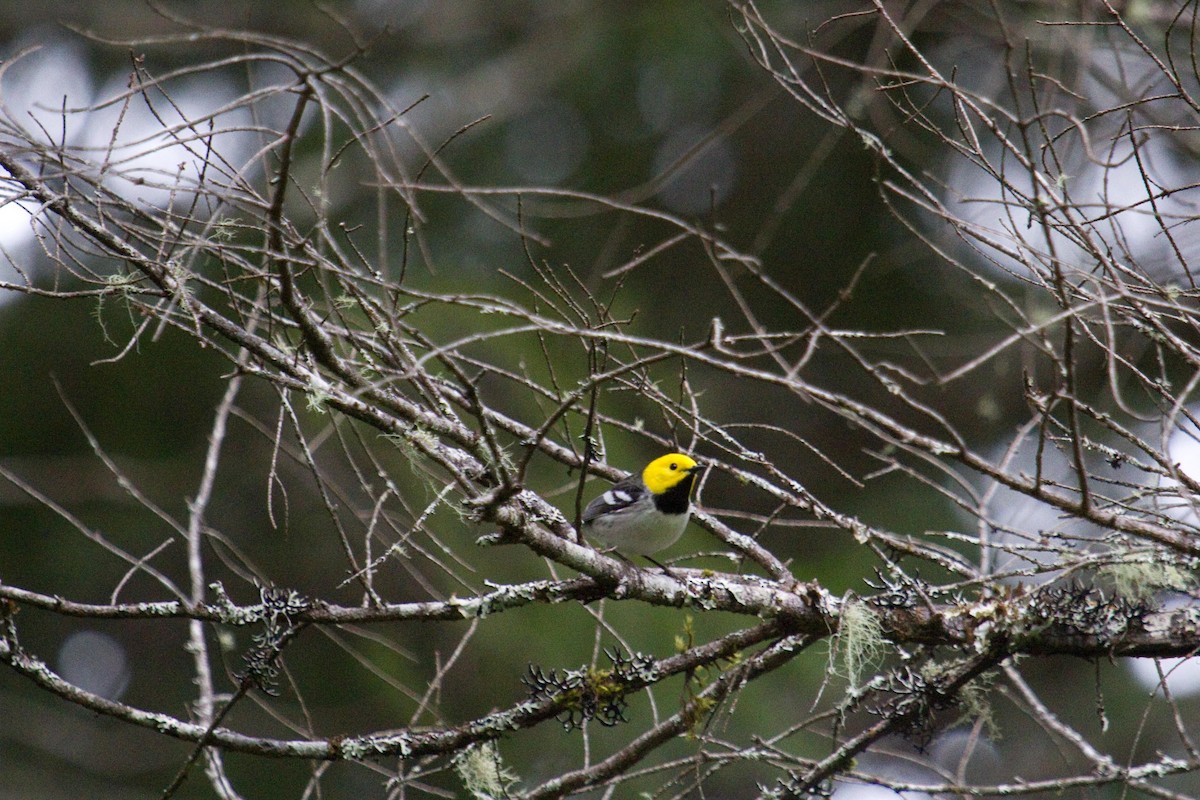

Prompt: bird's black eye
[{"left": 669, "top": 462, "right": 678, "bottom": 470}]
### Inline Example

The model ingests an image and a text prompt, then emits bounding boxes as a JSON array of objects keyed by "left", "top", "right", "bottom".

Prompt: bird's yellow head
[{"left": 641, "top": 453, "right": 701, "bottom": 495}]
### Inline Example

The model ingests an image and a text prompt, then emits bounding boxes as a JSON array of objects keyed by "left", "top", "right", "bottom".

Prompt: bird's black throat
[{"left": 651, "top": 473, "right": 696, "bottom": 515}]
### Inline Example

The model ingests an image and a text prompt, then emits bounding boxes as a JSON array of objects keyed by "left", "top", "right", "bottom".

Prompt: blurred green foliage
[{"left": 1, "top": 2, "right": 1190, "bottom": 797}]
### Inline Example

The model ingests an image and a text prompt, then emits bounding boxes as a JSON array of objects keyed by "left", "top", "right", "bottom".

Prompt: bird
[{"left": 582, "top": 453, "right": 703, "bottom": 556}]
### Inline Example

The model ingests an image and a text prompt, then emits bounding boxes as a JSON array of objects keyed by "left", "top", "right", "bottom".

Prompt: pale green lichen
[
  {"left": 305, "top": 378, "right": 331, "bottom": 414},
  {"left": 834, "top": 597, "right": 885, "bottom": 691},
  {"left": 956, "top": 671, "right": 999, "bottom": 738},
  {"left": 454, "top": 741, "right": 518, "bottom": 800},
  {"left": 148, "top": 711, "right": 187, "bottom": 735},
  {"left": 208, "top": 581, "right": 261, "bottom": 626},
  {"left": 448, "top": 594, "right": 483, "bottom": 618},
  {"left": 683, "top": 578, "right": 720, "bottom": 611},
  {"left": 340, "top": 733, "right": 411, "bottom": 760},
  {"left": 1099, "top": 557, "right": 1193, "bottom": 604},
  {"left": 93, "top": 272, "right": 142, "bottom": 344},
  {"left": 211, "top": 216, "right": 241, "bottom": 241},
  {"left": 916, "top": 658, "right": 997, "bottom": 736},
  {"left": 383, "top": 421, "right": 440, "bottom": 456}
]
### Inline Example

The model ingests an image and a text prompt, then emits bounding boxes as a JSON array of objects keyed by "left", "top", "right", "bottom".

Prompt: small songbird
[{"left": 582, "top": 453, "right": 703, "bottom": 555}]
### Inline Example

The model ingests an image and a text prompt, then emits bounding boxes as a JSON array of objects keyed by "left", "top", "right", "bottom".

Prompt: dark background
[{"left": 0, "top": 2, "right": 1190, "bottom": 797}]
